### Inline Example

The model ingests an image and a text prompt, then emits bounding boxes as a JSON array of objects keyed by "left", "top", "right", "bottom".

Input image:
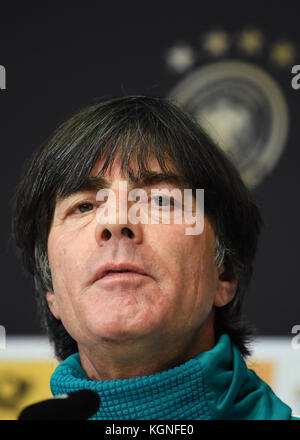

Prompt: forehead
[{"left": 55, "top": 151, "right": 189, "bottom": 205}]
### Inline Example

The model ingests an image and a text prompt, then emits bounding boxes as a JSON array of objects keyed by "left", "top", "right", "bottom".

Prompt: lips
[{"left": 94, "top": 262, "right": 149, "bottom": 282}]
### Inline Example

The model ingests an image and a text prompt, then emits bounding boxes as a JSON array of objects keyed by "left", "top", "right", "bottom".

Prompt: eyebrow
[{"left": 57, "top": 171, "right": 189, "bottom": 203}]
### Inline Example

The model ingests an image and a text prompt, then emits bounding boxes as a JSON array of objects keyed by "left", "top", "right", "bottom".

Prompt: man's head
[{"left": 12, "top": 96, "right": 262, "bottom": 360}]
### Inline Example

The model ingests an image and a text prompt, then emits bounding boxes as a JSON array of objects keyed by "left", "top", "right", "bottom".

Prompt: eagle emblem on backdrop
[{"left": 165, "top": 28, "right": 297, "bottom": 188}]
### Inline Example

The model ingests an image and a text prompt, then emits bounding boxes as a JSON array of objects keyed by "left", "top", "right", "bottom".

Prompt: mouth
[
  {"left": 100, "top": 270, "right": 148, "bottom": 281},
  {"left": 94, "top": 263, "right": 150, "bottom": 283}
]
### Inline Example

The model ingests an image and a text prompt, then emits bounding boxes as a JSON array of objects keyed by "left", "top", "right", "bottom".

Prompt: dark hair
[{"left": 12, "top": 95, "right": 262, "bottom": 360}]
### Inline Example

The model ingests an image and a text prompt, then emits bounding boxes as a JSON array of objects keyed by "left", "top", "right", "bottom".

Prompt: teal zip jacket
[{"left": 50, "top": 334, "right": 299, "bottom": 420}]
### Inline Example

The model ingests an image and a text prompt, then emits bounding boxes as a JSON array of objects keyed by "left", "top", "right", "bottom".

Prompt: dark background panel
[{"left": 1, "top": 2, "right": 299, "bottom": 336}]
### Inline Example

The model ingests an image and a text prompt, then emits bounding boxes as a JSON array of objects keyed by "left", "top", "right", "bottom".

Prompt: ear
[
  {"left": 46, "top": 291, "right": 61, "bottom": 319},
  {"left": 214, "top": 265, "right": 238, "bottom": 307}
]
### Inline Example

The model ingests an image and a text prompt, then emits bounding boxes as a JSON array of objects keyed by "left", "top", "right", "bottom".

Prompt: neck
[{"left": 78, "top": 320, "right": 215, "bottom": 381}]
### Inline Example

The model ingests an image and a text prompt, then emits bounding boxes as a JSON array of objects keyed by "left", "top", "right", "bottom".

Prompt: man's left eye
[
  {"left": 153, "top": 196, "right": 174, "bottom": 207},
  {"left": 75, "top": 202, "right": 95, "bottom": 213}
]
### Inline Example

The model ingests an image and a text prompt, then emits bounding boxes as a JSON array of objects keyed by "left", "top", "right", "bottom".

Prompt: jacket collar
[{"left": 50, "top": 334, "right": 293, "bottom": 420}]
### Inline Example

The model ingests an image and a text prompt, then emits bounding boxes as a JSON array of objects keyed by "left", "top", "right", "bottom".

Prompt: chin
[
  {"left": 90, "top": 321, "right": 158, "bottom": 343},
  {"left": 82, "top": 306, "right": 164, "bottom": 339}
]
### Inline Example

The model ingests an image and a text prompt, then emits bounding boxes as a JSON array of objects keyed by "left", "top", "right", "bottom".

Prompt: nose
[
  {"left": 95, "top": 223, "right": 142, "bottom": 244},
  {"left": 94, "top": 202, "right": 143, "bottom": 245}
]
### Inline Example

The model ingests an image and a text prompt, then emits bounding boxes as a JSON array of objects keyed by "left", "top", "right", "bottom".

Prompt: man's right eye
[{"left": 74, "top": 202, "right": 95, "bottom": 213}]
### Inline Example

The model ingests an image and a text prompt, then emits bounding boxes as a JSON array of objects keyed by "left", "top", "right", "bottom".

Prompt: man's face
[{"left": 46, "top": 154, "right": 235, "bottom": 353}]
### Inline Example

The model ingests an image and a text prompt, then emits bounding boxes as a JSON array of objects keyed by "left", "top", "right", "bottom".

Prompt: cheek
[
  {"left": 193, "top": 255, "right": 219, "bottom": 318},
  {"left": 145, "top": 227, "right": 202, "bottom": 311},
  {"left": 151, "top": 227, "right": 204, "bottom": 277},
  {"left": 166, "top": 229, "right": 218, "bottom": 313},
  {"left": 48, "top": 229, "right": 87, "bottom": 294}
]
